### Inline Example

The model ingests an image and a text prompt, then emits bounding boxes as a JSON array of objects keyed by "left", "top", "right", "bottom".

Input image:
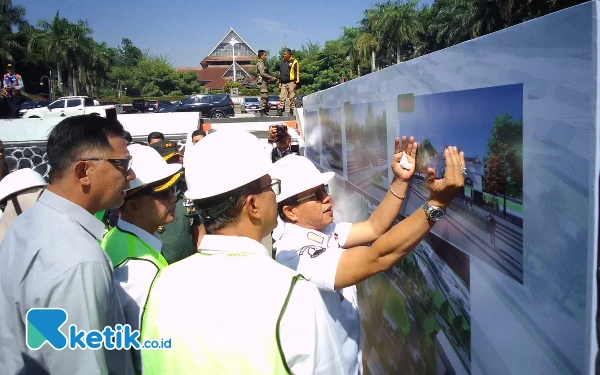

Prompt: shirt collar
[
  {"left": 199, "top": 235, "right": 270, "bottom": 258},
  {"left": 38, "top": 190, "right": 105, "bottom": 241},
  {"left": 117, "top": 218, "right": 162, "bottom": 251}
]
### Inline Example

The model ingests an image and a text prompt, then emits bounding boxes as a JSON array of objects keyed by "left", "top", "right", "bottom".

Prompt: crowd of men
[{"left": 0, "top": 114, "right": 466, "bottom": 374}]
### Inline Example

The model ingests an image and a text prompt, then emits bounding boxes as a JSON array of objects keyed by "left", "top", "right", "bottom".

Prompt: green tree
[
  {"left": 118, "top": 38, "right": 143, "bottom": 68},
  {"left": 0, "top": 0, "right": 27, "bottom": 65}
]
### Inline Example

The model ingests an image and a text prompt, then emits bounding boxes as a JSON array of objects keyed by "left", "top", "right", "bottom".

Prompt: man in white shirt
[
  {"left": 271, "top": 137, "right": 466, "bottom": 374},
  {"left": 101, "top": 144, "right": 182, "bottom": 373},
  {"left": 140, "top": 129, "right": 348, "bottom": 374}
]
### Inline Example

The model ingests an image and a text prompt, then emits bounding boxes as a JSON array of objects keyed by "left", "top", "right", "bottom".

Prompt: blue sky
[
  {"left": 398, "top": 84, "right": 524, "bottom": 159},
  {"left": 18, "top": 0, "right": 434, "bottom": 67}
]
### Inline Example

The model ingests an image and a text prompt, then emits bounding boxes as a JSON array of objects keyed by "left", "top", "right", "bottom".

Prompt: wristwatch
[{"left": 422, "top": 202, "right": 445, "bottom": 222}]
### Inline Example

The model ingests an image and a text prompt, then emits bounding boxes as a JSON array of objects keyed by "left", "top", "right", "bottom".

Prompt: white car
[{"left": 24, "top": 96, "right": 122, "bottom": 119}]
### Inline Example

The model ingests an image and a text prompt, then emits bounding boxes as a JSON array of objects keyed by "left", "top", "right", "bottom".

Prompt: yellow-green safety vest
[
  {"left": 140, "top": 252, "right": 302, "bottom": 374},
  {"left": 101, "top": 226, "right": 169, "bottom": 269}
]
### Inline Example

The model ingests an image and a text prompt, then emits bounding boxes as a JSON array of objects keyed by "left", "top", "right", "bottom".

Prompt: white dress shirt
[{"left": 274, "top": 221, "right": 363, "bottom": 375}]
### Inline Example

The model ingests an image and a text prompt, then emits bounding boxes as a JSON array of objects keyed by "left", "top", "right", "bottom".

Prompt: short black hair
[
  {"left": 284, "top": 48, "right": 292, "bottom": 55},
  {"left": 123, "top": 131, "right": 132, "bottom": 143},
  {"left": 258, "top": 50, "right": 266, "bottom": 58},
  {"left": 192, "top": 129, "right": 206, "bottom": 138},
  {"left": 47, "top": 115, "right": 125, "bottom": 180},
  {"left": 148, "top": 131, "right": 164, "bottom": 143}
]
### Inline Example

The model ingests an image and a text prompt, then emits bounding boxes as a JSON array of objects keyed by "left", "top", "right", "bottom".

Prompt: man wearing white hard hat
[
  {"left": 271, "top": 137, "right": 466, "bottom": 374},
  {"left": 140, "top": 129, "right": 348, "bottom": 374},
  {"left": 101, "top": 144, "right": 182, "bottom": 373},
  {"left": 0, "top": 168, "right": 47, "bottom": 242}
]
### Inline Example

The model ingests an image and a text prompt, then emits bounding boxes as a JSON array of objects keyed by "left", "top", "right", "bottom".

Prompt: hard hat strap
[{"left": 198, "top": 195, "right": 238, "bottom": 221}]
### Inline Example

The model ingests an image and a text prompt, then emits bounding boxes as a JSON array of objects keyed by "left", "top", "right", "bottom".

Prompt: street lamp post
[
  {"left": 40, "top": 72, "right": 52, "bottom": 101},
  {"left": 228, "top": 37, "right": 239, "bottom": 83}
]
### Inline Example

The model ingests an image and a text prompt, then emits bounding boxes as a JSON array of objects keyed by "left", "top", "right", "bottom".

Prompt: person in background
[
  {"left": 0, "top": 168, "right": 47, "bottom": 242},
  {"left": 140, "top": 129, "right": 347, "bottom": 374},
  {"left": 191, "top": 129, "right": 206, "bottom": 145},
  {"left": 268, "top": 123, "right": 295, "bottom": 163},
  {"left": 0, "top": 115, "right": 136, "bottom": 374},
  {"left": 2, "top": 63, "right": 24, "bottom": 118},
  {"left": 150, "top": 140, "right": 205, "bottom": 263},
  {"left": 271, "top": 138, "right": 466, "bottom": 374},
  {"left": 256, "top": 49, "right": 278, "bottom": 116},
  {"left": 276, "top": 48, "right": 299, "bottom": 117},
  {"left": 101, "top": 143, "right": 182, "bottom": 373},
  {"left": 147, "top": 131, "right": 165, "bottom": 145}
]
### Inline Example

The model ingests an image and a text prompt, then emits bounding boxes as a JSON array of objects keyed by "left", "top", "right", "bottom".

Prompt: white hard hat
[
  {"left": 270, "top": 154, "right": 334, "bottom": 203},
  {"left": 185, "top": 129, "right": 271, "bottom": 200},
  {"left": 0, "top": 168, "right": 47, "bottom": 202},
  {"left": 127, "top": 144, "right": 182, "bottom": 193}
]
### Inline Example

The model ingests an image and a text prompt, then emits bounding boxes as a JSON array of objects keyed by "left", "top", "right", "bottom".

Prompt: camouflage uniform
[{"left": 256, "top": 60, "right": 276, "bottom": 115}]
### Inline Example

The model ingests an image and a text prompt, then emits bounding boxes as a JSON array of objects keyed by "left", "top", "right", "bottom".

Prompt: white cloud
[{"left": 251, "top": 18, "right": 296, "bottom": 34}]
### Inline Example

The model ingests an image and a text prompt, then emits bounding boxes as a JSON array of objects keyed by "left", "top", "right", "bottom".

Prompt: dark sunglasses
[
  {"left": 296, "top": 184, "right": 329, "bottom": 203},
  {"left": 251, "top": 179, "right": 281, "bottom": 196},
  {"left": 81, "top": 156, "right": 133, "bottom": 172}
]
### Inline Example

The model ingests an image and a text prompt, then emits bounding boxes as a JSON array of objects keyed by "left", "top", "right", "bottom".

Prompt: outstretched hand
[
  {"left": 425, "top": 146, "right": 465, "bottom": 208},
  {"left": 391, "top": 136, "right": 418, "bottom": 182}
]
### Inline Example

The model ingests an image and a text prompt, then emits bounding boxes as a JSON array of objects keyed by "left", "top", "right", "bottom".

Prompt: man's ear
[
  {"left": 245, "top": 195, "right": 260, "bottom": 219},
  {"left": 282, "top": 205, "right": 297, "bottom": 223},
  {"left": 74, "top": 161, "right": 91, "bottom": 187}
]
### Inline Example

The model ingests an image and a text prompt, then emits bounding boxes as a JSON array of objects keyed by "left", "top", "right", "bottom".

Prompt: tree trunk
[
  {"left": 72, "top": 65, "right": 78, "bottom": 96},
  {"left": 56, "top": 62, "right": 63, "bottom": 96},
  {"left": 397, "top": 43, "right": 401, "bottom": 65},
  {"left": 67, "top": 59, "right": 74, "bottom": 96},
  {"left": 371, "top": 50, "right": 376, "bottom": 72},
  {"left": 357, "top": 65, "right": 360, "bottom": 77}
]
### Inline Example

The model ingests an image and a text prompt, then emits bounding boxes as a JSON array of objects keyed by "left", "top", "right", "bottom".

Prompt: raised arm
[{"left": 334, "top": 145, "right": 465, "bottom": 289}]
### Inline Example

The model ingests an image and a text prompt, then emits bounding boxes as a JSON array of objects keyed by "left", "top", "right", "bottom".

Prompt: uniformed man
[
  {"left": 277, "top": 48, "right": 299, "bottom": 116},
  {"left": 256, "top": 49, "right": 278, "bottom": 116},
  {"left": 140, "top": 129, "right": 348, "bottom": 374},
  {"left": 271, "top": 137, "right": 466, "bottom": 374},
  {"left": 101, "top": 144, "right": 182, "bottom": 373},
  {"left": 2, "top": 63, "right": 24, "bottom": 118},
  {"left": 150, "top": 139, "right": 205, "bottom": 263}
]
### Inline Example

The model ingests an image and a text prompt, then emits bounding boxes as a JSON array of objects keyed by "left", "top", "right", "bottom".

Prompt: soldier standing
[
  {"left": 2, "top": 64, "right": 24, "bottom": 118},
  {"left": 256, "top": 50, "right": 277, "bottom": 117},
  {"left": 277, "top": 48, "right": 299, "bottom": 117}
]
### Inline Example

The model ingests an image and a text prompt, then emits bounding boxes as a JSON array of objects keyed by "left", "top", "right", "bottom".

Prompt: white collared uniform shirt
[
  {"left": 273, "top": 221, "right": 362, "bottom": 375},
  {"left": 112, "top": 218, "right": 164, "bottom": 373}
]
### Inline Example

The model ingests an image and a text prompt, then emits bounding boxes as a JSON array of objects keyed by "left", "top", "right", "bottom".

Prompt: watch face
[{"left": 430, "top": 208, "right": 445, "bottom": 221}]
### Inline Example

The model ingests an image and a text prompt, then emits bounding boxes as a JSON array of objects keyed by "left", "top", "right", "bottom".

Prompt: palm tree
[
  {"left": 356, "top": 32, "right": 379, "bottom": 73},
  {"left": 29, "top": 11, "right": 70, "bottom": 93},
  {"left": 0, "top": 0, "right": 27, "bottom": 65},
  {"left": 340, "top": 26, "right": 362, "bottom": 77},
  {"left": 383, "top": 0, "right": 421, "bottom": 64}
]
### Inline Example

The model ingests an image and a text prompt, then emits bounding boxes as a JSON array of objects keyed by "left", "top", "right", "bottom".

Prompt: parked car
[
  {"left": 24, "top": 96, "right": 121, "bottom": 119},
  {"left": 241, "top": 97, "right": 260, "bottom": 113},
  {"left": 132, "top": 99, "right": 147, "bottom": 113},
  {"left": 295, "top": 94, "right": 306, "bottom": 108},
  {"left": 268, "top": 95, "right": 279, "bottom": 110},
  {"left": 155, "top": 101, "right": 179, "bottom": 113},
  {"left": 176, "top": 94, "right": 235, "bottom": 118},
  {"left": 19, "top": 100, "right": 50, "bottom": 117},
  {"left": 144, "top": 100, "right": 173, "bottom": 112},
  {"left": 121, "top": 104, "right": 139, "bottom": 114}
]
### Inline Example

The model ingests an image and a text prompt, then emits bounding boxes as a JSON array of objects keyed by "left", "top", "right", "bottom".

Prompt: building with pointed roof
[{"left": 176, "top": 28, "right": 258, "bottom": 90}]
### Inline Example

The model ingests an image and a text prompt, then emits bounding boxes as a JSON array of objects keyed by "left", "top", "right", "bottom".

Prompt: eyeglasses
[
  {"left": 296, "top": 184, "right": 329, "bottom": 203},
  {"left": 251, "top": 179, "right": 281, "bottom": 196},
  {"left": 80, "top": 156, "right": 133, "bottom": 172}
]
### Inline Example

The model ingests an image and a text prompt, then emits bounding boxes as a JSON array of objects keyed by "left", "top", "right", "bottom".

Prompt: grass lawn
[
  {"left": 384, "top": 287, "right": 410, "bottom": 336},
  {"left": 483, "top": 192, "right": 523, "bottom": 214}
]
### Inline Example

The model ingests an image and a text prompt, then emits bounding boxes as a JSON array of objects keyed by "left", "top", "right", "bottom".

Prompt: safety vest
[
  {"left": 140, "top": 252, "right": 302, "bottom": 374},
  {"left": 101, "top": 227, "right": 169, "bottom": 269},
  {"left": 3, "top": 73, "right": 21, "bottom": 97}
]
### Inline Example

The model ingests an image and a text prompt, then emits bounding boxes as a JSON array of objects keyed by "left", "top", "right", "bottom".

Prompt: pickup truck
[{"left": 24, "top": 96, "right": 122, "bottom": 119}]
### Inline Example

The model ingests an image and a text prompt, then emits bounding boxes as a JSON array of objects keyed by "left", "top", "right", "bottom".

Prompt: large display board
[{"left": 303, "top": 2, "right": 599, "bottom": 374}]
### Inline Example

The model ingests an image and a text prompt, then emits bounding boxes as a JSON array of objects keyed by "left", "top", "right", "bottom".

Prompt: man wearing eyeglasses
[
  {"left": 101, "top": 144, "right": 182, "bottom": 373},
  {"left": 0, "top": 115, "right": 136, "bottom": 375},
  {"left": 271, "top": 137, "right": 466, "bottom": 375},
  {"left": 140, "top": 129, "right": 348, "bottom": 374}
]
